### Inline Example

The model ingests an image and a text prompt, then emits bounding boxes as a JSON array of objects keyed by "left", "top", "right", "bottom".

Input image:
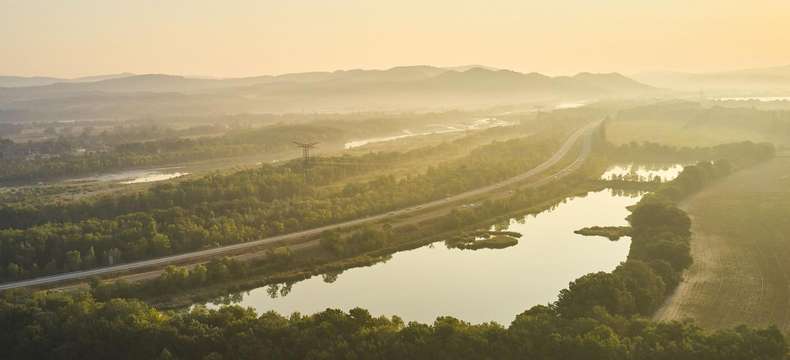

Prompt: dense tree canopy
[
  {"left": 0, "top": 125, "right": 569, "bottom": 282},
  {"left": 0, "top": 122, "right": 783, "bottom": 359},
  {"left": 557, "top": 159, "right": 754, "bottom": 322},
  {"left": 0, "top": 290, "right": 785, "bottom": 360}
]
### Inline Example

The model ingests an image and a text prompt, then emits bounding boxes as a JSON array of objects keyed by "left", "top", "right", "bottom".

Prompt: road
[{"left": 0, "top": 121, "right": 599, "bottom": 291}]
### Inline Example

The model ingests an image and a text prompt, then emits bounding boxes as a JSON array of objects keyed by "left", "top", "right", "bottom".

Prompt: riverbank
[{"left": 147, "top": 176, "right": 607, "bottom": 310}]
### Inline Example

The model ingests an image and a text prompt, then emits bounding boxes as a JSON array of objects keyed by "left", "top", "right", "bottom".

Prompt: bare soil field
[{"left": 654, "top": 156, "right": 790, "bottom": 332}]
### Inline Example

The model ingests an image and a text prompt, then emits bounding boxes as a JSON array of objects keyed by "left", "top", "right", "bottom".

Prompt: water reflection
[
  {"left": 209, "top": 292, "right": 244, "bottom": 306},
  {"left": 66, "top": 168, "right": 189, "bottom": 184},
  {"left": 600, "top": 163, "right": 684, "bottom": 182},
  {"left": 265, "top": 283, "right": 294, "bottom": 298},
  {"left": 608, "top": 187, "right": 650, "bottom": 198},
  {"left": 204, "top": 189, "right": 642, "bottom": 324},
  {"left": 715, "top": 96, "right": 790, "bottom": 102},
  {"left": 554, "top": 101, "right": 587, "bottom": 109},
  {"left": 120, "top": 171, "right": 189, "bottom": 184},
  {"left": 344, "top": 118, "right": 515, "bottom": 149}
]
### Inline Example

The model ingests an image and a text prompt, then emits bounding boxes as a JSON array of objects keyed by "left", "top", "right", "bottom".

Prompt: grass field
[
  {"left": 607, "top": 119, "right": 778, "bottom": 147},
  {"left": 654, "top": 155, "right": 790, "bottom": 332}
]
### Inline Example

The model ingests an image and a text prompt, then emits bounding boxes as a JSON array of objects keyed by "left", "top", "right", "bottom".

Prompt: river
[
  {"left": 66, "top": 168, "right": 189, "bottom": 184},
  {"left": 201, "top": 164, "right": 681, "bottom": 324},
  {"left": 344, "top": 118, "right": 515, "bottom": 149},
  {"left": 714, "top": 96, "right": 790, "bottom": 102}
]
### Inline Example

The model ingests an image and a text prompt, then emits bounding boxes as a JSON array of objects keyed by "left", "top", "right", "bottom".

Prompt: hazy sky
[{"left": 2, "top": 0, "right": 790, "bottom": 78}]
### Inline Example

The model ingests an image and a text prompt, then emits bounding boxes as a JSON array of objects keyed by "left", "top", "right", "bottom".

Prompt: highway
[{"left": 0, "top": 121, "right": 599, "bottom": 291}]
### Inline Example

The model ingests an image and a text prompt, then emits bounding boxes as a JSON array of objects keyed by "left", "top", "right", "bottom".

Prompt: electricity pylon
[{"left": 293, "top": 141, "right": 318, "bottom": 181}]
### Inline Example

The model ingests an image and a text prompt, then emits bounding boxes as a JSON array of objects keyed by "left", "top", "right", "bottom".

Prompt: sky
[{"left": 2, "top": 0, "right": 790, "bottom": 78}]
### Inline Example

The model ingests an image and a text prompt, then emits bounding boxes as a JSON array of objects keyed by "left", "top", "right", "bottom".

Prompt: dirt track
[{"left": 654, "top": 156, "right": 790, "bottom": 332}]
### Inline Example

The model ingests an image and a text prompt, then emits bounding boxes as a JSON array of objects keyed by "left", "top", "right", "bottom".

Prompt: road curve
[{"left": 0, "top": 121, "right": 599, "bottom": 291}]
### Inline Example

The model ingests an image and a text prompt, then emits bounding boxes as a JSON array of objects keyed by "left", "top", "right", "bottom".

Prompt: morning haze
[
  {"left": 3, "top": 0, "right": 790, "bottom": 78},
  {"left": 2, "top": 2, "right": 790, "bottom": 359}
]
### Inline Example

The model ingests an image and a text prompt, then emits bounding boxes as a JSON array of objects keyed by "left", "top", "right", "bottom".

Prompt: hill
[
  {"left": 0, "top": 66, "right": 656, "bottom": 121},
  {"left": 634, "top": 65, "right": 790, "bottom": 94},
  {"left": 0, "top": 73, "right": 134, "bottom": 88}
]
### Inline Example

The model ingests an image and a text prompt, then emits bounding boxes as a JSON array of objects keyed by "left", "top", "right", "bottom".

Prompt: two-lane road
[{"left": 0, "top": 121, "right": 599, "bottom": 291}]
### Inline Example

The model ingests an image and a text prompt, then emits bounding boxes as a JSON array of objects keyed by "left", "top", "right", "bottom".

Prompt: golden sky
[{"left": 2, "top": 0, "right": 790, "bottom": 78}]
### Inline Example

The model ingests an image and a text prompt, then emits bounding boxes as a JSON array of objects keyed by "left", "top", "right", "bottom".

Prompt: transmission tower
[{"left": 293, "top": 141, "right": 319, "bottom": 181}]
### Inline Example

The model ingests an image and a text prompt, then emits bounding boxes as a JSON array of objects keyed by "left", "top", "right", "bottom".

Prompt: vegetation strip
[
  {"left": 574, "top": 226, "right": 631, "bottom": 240},
  {"left": 0, "top": 119, "right": 586, "bottom": 285},
  {"left": 2, "top": 141, "right": 785, "bottom": 359}
]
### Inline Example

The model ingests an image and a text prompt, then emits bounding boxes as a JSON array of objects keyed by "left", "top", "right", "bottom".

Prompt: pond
[
  {"left": 203, "top": 188, "right": 644, "bottom": 324},
  {"left": 600, "top": 163, "right": 685, "bottom": 182}
]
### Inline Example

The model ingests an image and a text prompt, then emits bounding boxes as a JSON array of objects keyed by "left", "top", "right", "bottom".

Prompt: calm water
[
  {"left": 344, "top": 118, "right": 514, "bottom": 149},
  {"left": 204, "top": 188, "right": 643, "bottom": 324},
  {"left": 554, "top": 101, "right": 588, "bottom": 109},
  {"left": 715, "top": 96, "right": 790, "bottom": 102},
  {"left": 67, "top": 168, "right": 189, "bottom": 184},
  {"left": 600, "top": 163, "right": 685, "bottom": 182},
  {"left": 120, "top": 171, "right": 189, "bottom": 184}
]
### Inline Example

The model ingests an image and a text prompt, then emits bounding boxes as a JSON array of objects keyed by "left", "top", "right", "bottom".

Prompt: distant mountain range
[
  {"left": 0, "top": 73, "right": 135, "bottom": 88},
  {"left": 634, "top": 65, "right": 790, "bottom": 94},
  {"left": 0, "top": 66, "right": 655, "bottom": 121}
]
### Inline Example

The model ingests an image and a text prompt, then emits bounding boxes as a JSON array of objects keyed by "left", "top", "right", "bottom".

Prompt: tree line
[
  {"left": 0, "top": 289, "right": 784, "bottom": 360},
  {"left": 608, "top": 140, "right": 775, "bottom": 166},
  {"left": 84, "top": 172, "right": 597, "bottom": 303},
  {"left": 616, "top": 100, "right": 790, "bottom": 143},
  {"left": 1, "top": 160, "right": 785, "bottom": 359},
  {"left": 0, "top": 125, "right": 570, "bottom": 282},
  {"left": 0, "top": 111, "right": 509, "bottom": 183},
  {"left": 89, "top": 155, "right": 765, "bottom": 304},
  {"left": 555, "top": 159, "right": 739, "bottom": 320},
  {"left": 0, "top": 131, "right": 784, "bottom": 359},
  {"left": 0, "top": 123, "right": 347, "bottom": 183}
]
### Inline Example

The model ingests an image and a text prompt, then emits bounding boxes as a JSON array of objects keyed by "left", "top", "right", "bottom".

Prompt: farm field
[
  {"left": 606, "top": 118, "right": 778, "bottom": 147},
  {"left": 654, "top": 155, "right": 790, "bottom": 332}
]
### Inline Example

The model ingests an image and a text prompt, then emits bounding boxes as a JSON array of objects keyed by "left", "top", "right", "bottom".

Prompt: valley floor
[{"left": 654, "top": 155, "right": 790, "bottom": 332}]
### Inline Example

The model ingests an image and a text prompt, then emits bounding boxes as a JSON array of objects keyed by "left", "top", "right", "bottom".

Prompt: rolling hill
[
  {"left": 0, "top": 66, "right": 655, "bottom": 121},
  {"left": 634, "top": 65, "right": 790, "bottom": 94}
]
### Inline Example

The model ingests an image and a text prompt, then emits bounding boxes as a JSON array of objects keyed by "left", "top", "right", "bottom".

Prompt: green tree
[
  {"left": 64, "top": 250, "right": 82, "bottom": 271},
  {"left": 189, "top": 264, "right": 208, "bottom": 286},
  {"left": 627, "top": 198, "right": 691, "bottom": 236},
  {"left": 613, "top": 260, "right": 666, "bottom": 315},
  {"left": 150, "top": 234, "right": 172, "bottom": 256},
  {"left": 84, "top": 246, "right": 97, "bottom": 268},
  {"left": 555, "top": 272, "right": 636, "bottom": 318},
  {"left": 5, "top": 262, "right": 21, "bottom": 279}
]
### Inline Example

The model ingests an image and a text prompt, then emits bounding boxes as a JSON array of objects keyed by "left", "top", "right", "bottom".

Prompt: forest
[
  {"left": 1, "top": 158, "right": 785, "bottom": 360},
  {"left": 75, "top": 170, "right": 597, "bottom": 303},
  {"left": 556, "top": 159, "right": 736, "bottom": 320},
  {"left": 0, "top": 105, "right": 783, "bottom": 359},
  {"left": 0, "top": 289, "right": 784, "bottom": 360},
  {"left": 0, "top": 112, "right": 487, "bottom": 183},
  {"left": 0, "top": 120, "right": 579, "bottom": 281},
  {"left": 0, "top": 123, "right": 345, "bottom": 182},
  {"left": 7, "top": 2, "right": 790, "bottom": 358}
]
